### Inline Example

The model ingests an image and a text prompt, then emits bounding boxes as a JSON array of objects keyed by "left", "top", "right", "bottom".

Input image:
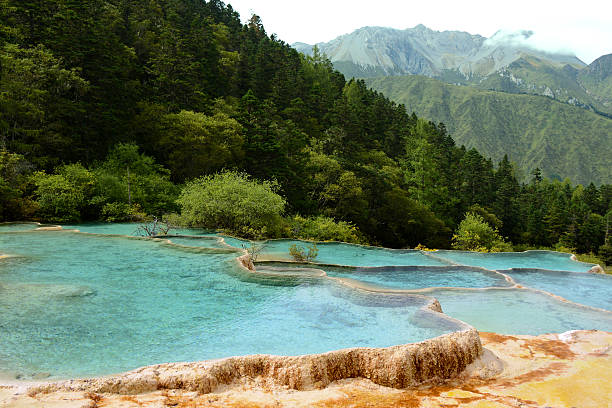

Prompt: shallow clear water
[
  {"left": 219, "top": 235, "right": 253, "bottom": 249},
  {"left": 325, "top": 266, "right": 511, "bottom": 290},
  {"left": 0, "top": 223, "right": 40, "bottom": 232},
  {"left": 503, "top": 269, "right": 612, "bottom": 311},
  {"left": 166, "top": 236, "right": 236, "bottom": 250},
  {"left": 60, "top": 223, "right": 250, "bottom": 249},
  {"left": 428, "top": 289, "right": 612, "bottom": 335},
  {"left": 259, "top": 240, "right": 449, "bottom": 267},
  {"left": 432, "top": 250, "right": 594, "bottom": 272},
  {"left": 259, "top": 263, "right": 511, "bottom": 290},
  {"left": 0, "top": 230, "right": 453, "bottom": 379},
  {"left": 60, "top": 223, "right": 215, "bottom": 237}
]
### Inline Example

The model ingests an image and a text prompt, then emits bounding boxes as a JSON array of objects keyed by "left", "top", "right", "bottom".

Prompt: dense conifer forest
[{"left": 0, "top": 0, "right": 610, "bottom": 263}]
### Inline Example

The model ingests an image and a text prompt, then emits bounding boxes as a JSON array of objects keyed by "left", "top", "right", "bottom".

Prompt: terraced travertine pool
[{"left": 1, "top": 222, "right": 611, "bottom": 380}]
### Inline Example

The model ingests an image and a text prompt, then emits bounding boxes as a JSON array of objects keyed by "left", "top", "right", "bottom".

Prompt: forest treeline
[{"left": 0, "top": 0, "right": 610, "bottom": 260}]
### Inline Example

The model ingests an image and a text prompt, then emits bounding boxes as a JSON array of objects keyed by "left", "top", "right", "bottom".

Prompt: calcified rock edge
[{"left": 28, "top": 328, "right": 482, "bottom": 396}]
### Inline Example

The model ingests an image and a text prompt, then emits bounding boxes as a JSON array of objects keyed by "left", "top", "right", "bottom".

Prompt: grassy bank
[{"left": 573, "top": 253, "right": 612, "bottom": 274}]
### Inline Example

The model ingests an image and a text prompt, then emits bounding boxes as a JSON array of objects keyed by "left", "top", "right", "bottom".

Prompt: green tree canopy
[
  {"left": 32, "top": 164, "right": 94, "bottom": 223},
  {"left": 0, "top": 44, "right": 87, "bottom": 167},
  {"left": 160, "top": 110, "right": 244, "bottom": 181},
  {"left": 0, "top": 150, "right": 34, "bottom": 220},
  {"left": 93, "top": 143, "right": 179, "bottom": 218}
]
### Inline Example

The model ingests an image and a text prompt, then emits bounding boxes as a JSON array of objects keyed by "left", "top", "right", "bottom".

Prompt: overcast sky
[{"left": 226, "top": 0, "right": 612, "bottom": 64}]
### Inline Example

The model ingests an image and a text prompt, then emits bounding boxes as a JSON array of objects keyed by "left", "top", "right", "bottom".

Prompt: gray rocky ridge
[{"left": 294, "top": 25, "right": 585, "bottom": 78}]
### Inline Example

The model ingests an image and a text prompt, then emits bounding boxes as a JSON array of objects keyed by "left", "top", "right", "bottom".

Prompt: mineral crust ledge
[{"left": 25, "top": 328, "right": 483, "bottom": 395}]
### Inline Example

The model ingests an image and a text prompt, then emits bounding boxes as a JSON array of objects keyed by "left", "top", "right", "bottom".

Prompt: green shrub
[
  {"left": 31, "top": 146, "right": 178, "bottom": 222},
  {"left": 176, "top": 171, "right": 286, "bottom": 239},
  {"left": 93, "top": 143, "right": 179, "bottom": 217},
  {"left": 467, "top": 204, "right": 502, "bottom": 230},
  {"left": 162, "top": 212, "right": 185, "bottom": 228},
  {"left": 0, "top": 150, "right": 35, "bottom": 221},
  {"left": 554, "top": 243, "right": 576, "bottom": 254},
  {"left": 31, "top": 164, "right": 94, "bottom": 222},
  {"left": 452, "top": 212, "right": 512, "bottom": 252},
  {"left": 289, "top": 243, "right": 318, "bottom": 262},
  {"left": 287, "top": 215, "right": 364, "bottom": 244},
  {"left": 511, "top": 243, "right": 532, "bottom": 252},
  {"left": 100, "top": 202, "right": 146, "bottom": 222},
  {"left": 599, "top": 244, "right": 612, "bottom": 266}
]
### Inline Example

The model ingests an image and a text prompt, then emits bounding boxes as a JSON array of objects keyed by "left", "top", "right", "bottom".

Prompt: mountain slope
[
  {"left": 578, "top": 54, "right": 612, "bottom": 112},
  {"left": 365, "top": 75, "right": 612, "bottom": 184},
  {"left": 462, "top": 55, "right": 612, "bottom": 116}
]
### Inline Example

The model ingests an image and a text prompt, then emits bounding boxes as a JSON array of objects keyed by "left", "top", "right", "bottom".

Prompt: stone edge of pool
[{"left": 24, "top": 328, "right": 483, "bottom": 396}]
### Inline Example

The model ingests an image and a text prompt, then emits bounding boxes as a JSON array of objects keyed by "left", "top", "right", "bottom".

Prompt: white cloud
[
  {"left": 483, "top": 29, "right": 576, "bottom": 57},
  {"left": 225, "top": 0, "right": 612, "bottom": 63}
]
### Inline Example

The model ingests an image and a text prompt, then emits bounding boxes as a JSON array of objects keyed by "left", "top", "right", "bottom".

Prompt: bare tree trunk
[
  {"left": 127, "top": 167, "right": 132, "bottom": 206},
  {"left": 127, "top": 166, "right": 132, "bottom": 221},
  {"left": 606, "top": 211, "right": 610, "bottom": 245}
]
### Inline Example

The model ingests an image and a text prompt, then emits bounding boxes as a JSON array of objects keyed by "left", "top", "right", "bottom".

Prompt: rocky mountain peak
[
  {"left": 292, "top": 24, "right": 584, "bottom": 78},
  {"left": 412, "top": 24, "right": 429, "bottom": 32},
  {"left": 585, "top": 54, "right": 612, "bottom": 80}
]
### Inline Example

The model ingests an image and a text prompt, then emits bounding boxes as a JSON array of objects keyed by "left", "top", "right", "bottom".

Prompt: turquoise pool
[
  {"left": 165, "top": 236, "right": 237, "bottom": 250},
  {"left": 1, "top": 223, "right": 610, "bottom": 380},
  {"left": 0, "top": 229, "right": 456, "bottom": 379},
  {"left": 60, "top": 222, "right": 216, "bottom": 237},
  {"left": 428, "top": 288, "right": 612, "bottom": 334},
  {"left": 430, "top": 250, "right": 594, "bottom": 272},
  {"left": 257, "top": 240, "right": 449, "bottom": 267},
  {"left": 503, "top": 268, "right": 612, "bottom": 311},
  {"left": 258, "top": 263, "right": 512, "bottom": 290},
  {"left": 325, "top": 266, "right": 512, "bottom": 290},
  {"left": 0, "top": 223, "right": 41, "bottom": 232}
]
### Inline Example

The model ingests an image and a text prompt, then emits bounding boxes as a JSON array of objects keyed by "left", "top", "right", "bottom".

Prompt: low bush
[
  {"left": 599, "top": 244, "right": 612, "bottom": 266},
  {"left": 452, "top": 212, "right": 512, "bottom": 252},
  {"left": 176, "top": 171, "right": 286, "bottom": 239},
  {"left": 31, "top": 164, "right": 94, "bottom": 223},
  {"left": 289, "top": 243, "right": 318, "bottom": 262},
  {"left": 100, "top": 202, "right": 146, "bottom": 222},
  {"left": 286, "top": 215, "right": 364, "bottom": 244}
]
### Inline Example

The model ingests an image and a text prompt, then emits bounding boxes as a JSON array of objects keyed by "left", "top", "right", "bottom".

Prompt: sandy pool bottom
[{"left": 1, "top": 330, "right": 610, "bottom": 408}]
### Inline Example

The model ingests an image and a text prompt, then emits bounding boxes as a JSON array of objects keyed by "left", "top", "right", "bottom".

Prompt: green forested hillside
[
  {"left": 365, "top": 75, "right": 612, "bottom": 185},
  {"left": 1, "top": 0, "right": 610, "bottom": 258},
  {"left": 481, "top": 62, "right": 597, "bottom": 110},
  {"left": 438, "top": 56, "right": 612, "bottom": 117},
  {"left": 578, "top": 54, "right": 612, "bottom": 107}
]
